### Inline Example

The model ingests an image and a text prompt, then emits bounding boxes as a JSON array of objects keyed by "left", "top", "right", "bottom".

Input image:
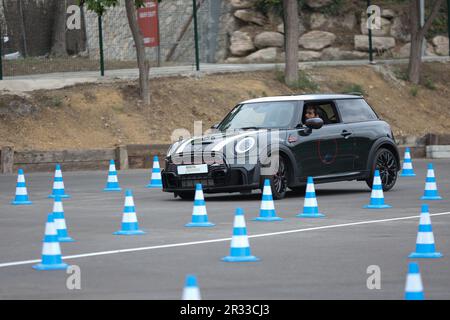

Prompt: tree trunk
[
  {"left": 51, "top": 0, "right": 68, "bottom": 57},
  {"left": 283, "top": 0, "right": 299, "bottom": 87},
  {"left": 408, "top": 0, "right": 444, "bottom": 84},
  {"left": 125, "top": 0, "right": 150, "bottom": 105}
]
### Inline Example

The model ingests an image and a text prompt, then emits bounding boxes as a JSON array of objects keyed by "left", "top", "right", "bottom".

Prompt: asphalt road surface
[{"left": 0, "top": 159, "right": 449, "bottom": 300}]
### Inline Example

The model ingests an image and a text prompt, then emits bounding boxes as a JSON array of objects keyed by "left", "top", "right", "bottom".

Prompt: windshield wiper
[{"left": 240, "top": 126, "right": 260, "bottom": 130}]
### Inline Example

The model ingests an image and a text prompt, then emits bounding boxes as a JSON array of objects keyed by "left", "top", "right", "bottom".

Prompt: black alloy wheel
[{"left": 366, "top": 148, "right": 398, "bottom": 191}]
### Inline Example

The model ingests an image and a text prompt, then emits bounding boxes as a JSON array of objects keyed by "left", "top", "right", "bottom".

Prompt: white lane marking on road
[{"left": 0, "top": 211, "right": 449, "bottom": 269}]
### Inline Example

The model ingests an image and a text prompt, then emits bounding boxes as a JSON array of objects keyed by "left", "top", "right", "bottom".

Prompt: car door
[
  {"left": 290, "top": 100, "right": 355, "bottom": 178},
  {"left": 334, "top": 98, "right": 380, "bottom": 172}
]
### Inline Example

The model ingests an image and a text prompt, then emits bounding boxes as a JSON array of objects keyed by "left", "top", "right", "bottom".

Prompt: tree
[
  {"left": 282, "top": 0, "right": 299, "bottom": 87},
  {"left": 80, "top": 0, "right": 153, "bottom": 104},
  {"left": 408, "top": 0, "right": 444, "bottom": 84},
  {"left": 51, "top": 0, "right": 68, "bottom": 57}
]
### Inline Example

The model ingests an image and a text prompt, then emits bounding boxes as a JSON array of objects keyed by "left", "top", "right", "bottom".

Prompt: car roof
[{"left": 241, "top": 94, "right": 363, "bottom": 104}]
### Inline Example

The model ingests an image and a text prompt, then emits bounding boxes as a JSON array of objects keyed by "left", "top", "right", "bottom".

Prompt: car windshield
[{"left": 217, "top": 101, "right": 297, "bottom": 131}]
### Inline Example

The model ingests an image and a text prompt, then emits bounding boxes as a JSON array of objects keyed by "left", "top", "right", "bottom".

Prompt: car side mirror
[
  {"left": 305, "top": 118, "right": 324, "bottom": 130},
  {"left": 210, "top": 123, "right": 219, "bottom": 129}
]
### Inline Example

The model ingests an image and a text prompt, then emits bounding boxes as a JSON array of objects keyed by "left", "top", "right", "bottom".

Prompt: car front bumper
[{"left": 161, "top": 161, "right": 261, "bottom": 194}]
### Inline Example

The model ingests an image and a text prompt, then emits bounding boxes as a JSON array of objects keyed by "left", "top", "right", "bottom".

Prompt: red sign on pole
[{"left": 137, "top": 0, "right": 159, "bottom": 47}]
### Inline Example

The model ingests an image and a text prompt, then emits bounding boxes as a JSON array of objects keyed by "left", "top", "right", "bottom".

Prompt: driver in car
[{"left": 304, "top": 105, "right": 319, "bottom": 121}]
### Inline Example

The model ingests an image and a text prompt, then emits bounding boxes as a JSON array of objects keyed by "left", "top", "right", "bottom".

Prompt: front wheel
[
  {"left": 366, "top": 148, "right": 399, "bottom": 191},
  {"left": 261, "top": 156, "right": 288, "bottom": 200},
  {"left": 176, "top": 191, "right": 195, "bottom": 200}
]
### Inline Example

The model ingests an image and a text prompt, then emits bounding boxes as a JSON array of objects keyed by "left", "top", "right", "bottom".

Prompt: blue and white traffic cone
[
  {"left": 146, "top": 156, "right": 163, "bottom": 188},
  {"left": 33, "top": 213, "right": 69, "bottom": 271},
  {"left": 114, "top": 190, "right": 145, "bottom": 235},
  {"left": 49, "top": 164, "right": 70, "bottom": 198},
  {"left": 405, "top": 262, "right": 425, "bottom": 300},
  {"left": 222, "top": 208, "right": 260, "bottom": 262},
  {"left": 11, "top": 169, "right": 32, "bottom": 205},
  {"left": 297, "top": 177, "right": 325, "bottom": 218},
  {"left": 182, "top": 275, "right": 201, "bottom": 300},
  {"left": 253, "top": 179, "right": 283, "bottom": 221},
  {"left": 185, "top": 184, "right": 215, "bottom": 227},
  {"left": 420, "top": 163, "right": 442, "bottom": 200},
  {"left": 104, "top": 160, "right": 122, "bottom": 191},
  {"left": 400, "top": 148, "right": 416, "bottom": 177},
  {"left": 409, "top": 204, "right": 442, "bottom": 259},
  {"left": 52, "top": 195, "right": 75, "bottom": 242},
  {"left": 363, "top": 170, "right": 392, "bottom": 209}
]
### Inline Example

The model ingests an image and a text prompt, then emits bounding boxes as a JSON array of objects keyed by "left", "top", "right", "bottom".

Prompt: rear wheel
[
  {"left": 366, "top": 148, "right": 398, "bottom": 191},
  {"left": 261, "top": 156, "right": 288, "bottom": 200}
]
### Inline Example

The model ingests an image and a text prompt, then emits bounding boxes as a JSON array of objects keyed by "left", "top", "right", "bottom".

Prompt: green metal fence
[{"left": 0, "top": 0, "right": 449, "bottom": 80}]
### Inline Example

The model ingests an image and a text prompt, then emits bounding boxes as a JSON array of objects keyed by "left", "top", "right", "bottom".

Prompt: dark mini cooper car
[{"left": 162, "top": 94, "right": 400, "bottom": 200}]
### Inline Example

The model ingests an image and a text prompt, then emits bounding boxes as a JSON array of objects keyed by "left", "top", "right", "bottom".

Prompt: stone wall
[{"left": 224, "top": 0, "right": 450, "bottom": 63}]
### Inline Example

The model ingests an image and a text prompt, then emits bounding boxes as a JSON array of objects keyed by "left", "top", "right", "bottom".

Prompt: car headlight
[
  {"left": 235, "top": 137, "right": 256, "bottom": 154},
  {"left": 167, "top": 141, "right": 181, "bottom": 157}
]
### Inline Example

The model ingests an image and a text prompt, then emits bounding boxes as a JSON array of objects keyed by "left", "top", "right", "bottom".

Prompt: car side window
[
  {"left": 336, "top": 99, "right": 378, "bottom": 123},
  {"left": 302, "top": 102, "right": 340, "bottom": 125}
]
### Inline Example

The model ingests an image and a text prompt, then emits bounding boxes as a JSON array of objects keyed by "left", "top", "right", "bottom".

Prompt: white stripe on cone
[
  {"left": 42, "top": 242, "right": 62, "bottom": 255},
  {"left": 16, "top": 187, "right": 28, "bottom": 196},
  {"left": 54, "top": 219, "right": 67, "bottom": 230},
  {"left": 17, "top": 175, "right": 25, "bottom": 183},
  {"left": 306, "top": 183, "right": 315, "bottom": 193},
  {"left": 419, "top": 215, "right": 431, "bottom": 225},
  {"left": 234, "top": 216, "right": 246, "bottom": 228},
  {"left": 427, "top": 170, "right": 435, "bottom": 178},
  {"left": 152, "top": 172, "right": 162, "bottom": 180},
  {"left": 53, "top": 202, "right": 63, "bottom": 213},
  {"left": 304, "top": 197, "right": 318, "bottom": 207},
  {"left": 122, "top": 213, "right": 138, "bottom": 223},
  {"left": 425, "top": 182, "right": 437, "bottom": 191},
  {"left": 192, "top": 206, "right": 207, "bottom": 216},
  {"left": 371, "top": 189, "right": 384, "bottom": 199},
  {"left": 108, "top": 175, "right": 118, "bottom": 183},
  {"left": 55, "top": 170, "right": 63, "bottom": 178},
  {"left": 260, "top": 201, "right": 274, "bottom": 210},
  {"left": 124, "top": 196, "right": 134, "bottom": 207},
  {"left": 416, "top": 232, "right": 435, "bottom": 244},
  {"left": 182, "top": 287, "right": 201, "bottom": 300},
  {"left": 231, "top": 235, "right": 250, "bottom": 248},
  {"left": 403, "top": 163, "right": 413, "bottom": 169},
  {"left": 405, "top": 274, "right": 423, "bottom": 292},
  {"left": 44, "top": 221, "right": 58, "bottom": 236},
  {"left": 53, "top": 181, "right": 65, "bottom": 189}
]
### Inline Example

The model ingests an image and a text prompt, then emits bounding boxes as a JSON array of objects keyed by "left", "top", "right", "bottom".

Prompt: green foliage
[
  {"left": 255, "top": 0, "right": 306, "bottom": 14},
  {"left": 275, "top": 69, "right": 318, "bottom": 91},
  {"left": 423, "top": 77, "right": 436, "bottom": 90},
  {"left": 79, "top": 0, "right": 149, "bottom": 15},
  {"left": 394, "top": 68, "right": 409, "bottom": 81},
  {"left": 317, "top": 0, "right": 344, "bottom": 15},
  {"left": 410, "top": 86, "right": 419, "bottom": 97},
  {"left": 337, "top": 82, "right": 366, "bottom": 96}
]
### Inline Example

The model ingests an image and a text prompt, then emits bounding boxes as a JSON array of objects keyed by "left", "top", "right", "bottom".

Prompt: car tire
[
  {"left": 261, "top": 156, "right": 288, "bottom": 200},
  {"left": 366, "top": 147, "right": 399, "bottom": 191},
  {"left": 176, "top": 191, "right": 195, "bottom": 200},
  {"left": 290, "top": 186, "right": 306, "bottom": 194}
]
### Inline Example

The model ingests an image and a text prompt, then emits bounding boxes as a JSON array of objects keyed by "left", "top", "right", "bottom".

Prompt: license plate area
[{"left": 177, "top": 164, "right": 208, "bottom": 175}]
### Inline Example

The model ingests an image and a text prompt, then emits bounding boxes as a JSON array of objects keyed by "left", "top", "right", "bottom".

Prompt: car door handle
[{"left": 341, "top": 130, "right": 352, "bottom": 138}]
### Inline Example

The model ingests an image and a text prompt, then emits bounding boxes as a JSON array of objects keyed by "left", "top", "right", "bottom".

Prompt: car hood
[{"left": 170, "top": 129, "right": 265, "bottom": 155}]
